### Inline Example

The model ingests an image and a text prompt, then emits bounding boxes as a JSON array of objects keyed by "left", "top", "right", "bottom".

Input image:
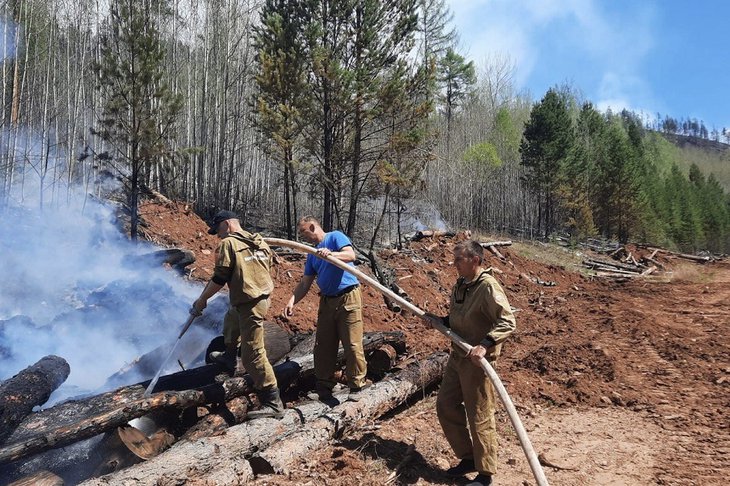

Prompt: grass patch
[{"left": 510, "top": 240, "right": 586, "bottom": 273}]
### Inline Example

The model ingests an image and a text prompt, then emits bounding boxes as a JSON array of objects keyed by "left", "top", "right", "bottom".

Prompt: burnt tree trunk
[
  {"left": 81, "top": 352, "right": 447, "bottom": 485},
  {"left": 0, "top": 356, "right": 70, "bottom": 444}
]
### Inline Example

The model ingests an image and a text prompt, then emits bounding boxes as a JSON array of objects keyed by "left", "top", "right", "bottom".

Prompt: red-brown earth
[{"left": 138, "top": 199, "right": 730, "bottom": 486}]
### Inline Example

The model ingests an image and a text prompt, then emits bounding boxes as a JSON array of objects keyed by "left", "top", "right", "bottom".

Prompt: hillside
[
  {"left": 133, "top": 198, "right": 730, "bottom": 485},
  {"left": 661, "top": 132, "right": 730, "bottom": 191}
]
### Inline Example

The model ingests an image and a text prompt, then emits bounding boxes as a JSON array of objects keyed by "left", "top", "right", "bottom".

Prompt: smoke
[
  {"left": 0, "top": 18, "right": 17, "bottom": 62},
  {"left": 0, "top": 159, "right": 219, "bottom": 405}
]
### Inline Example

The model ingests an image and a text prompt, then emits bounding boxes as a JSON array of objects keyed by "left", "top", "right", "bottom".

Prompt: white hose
[{"left": 265, "top": 238, "right": 549, "bottom": 486}]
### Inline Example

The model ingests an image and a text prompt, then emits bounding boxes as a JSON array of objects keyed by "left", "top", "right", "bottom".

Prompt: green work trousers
[
  {"left": 314, "top": 287, "right": 367, "bottom": 390},
  {"left": 436, "top": 353, "right": 498, "bottom": 475},
  {"left": 222, "top": 297, "right": 277, "bottom": 391}
]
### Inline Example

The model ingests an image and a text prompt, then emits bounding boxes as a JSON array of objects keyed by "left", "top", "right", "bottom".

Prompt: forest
[{"left": 0, "top": 0, "right": 728, "bottom": 253}]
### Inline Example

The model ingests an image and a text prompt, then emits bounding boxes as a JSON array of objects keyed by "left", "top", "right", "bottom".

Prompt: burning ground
[{"left": 2, "top": 197, "right": 729, "bottom": 485}]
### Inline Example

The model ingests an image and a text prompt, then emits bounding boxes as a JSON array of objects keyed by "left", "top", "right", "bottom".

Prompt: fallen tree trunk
[
  {"left": 410, "top": 230, "right": 456, "bottom": 240},
  {"left": 638, "top": 246, "right": 712, "bottom": 263},
  {"left": 0, "top": 375, "right": 257, "bottom": 466},
  {"left": 249, "top": 352, "right": 448, "bottom": 476},
  {"left": 479, "top": 240, "right": 512, "bottom": 248},
  {"left": 8, "top": 470, "right": 64, "bottom": 486},
  {"left": 82, "top": 353, "right": 448, "bottom": 485},
  {"left": 0, "top": 356, "right": 70, "bottom": 444}
]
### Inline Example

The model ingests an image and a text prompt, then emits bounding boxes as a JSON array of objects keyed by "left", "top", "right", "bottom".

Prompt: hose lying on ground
[{"left": 265, "top": 237, "right": 549, "bottom": 486}]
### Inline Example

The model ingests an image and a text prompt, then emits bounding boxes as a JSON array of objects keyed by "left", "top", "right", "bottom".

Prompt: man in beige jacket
[
  {"left": 427, "top": 239, "right": 516, "bottom": 486},
  {"left": 193, "top": 210, "right": 284, "bottom": 420}
]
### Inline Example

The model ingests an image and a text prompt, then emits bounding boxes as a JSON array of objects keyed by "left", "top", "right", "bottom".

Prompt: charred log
[
  {"left": 410, "top": 230, "right": 456, "bottom": 241},
  {"left": 367, "top": 344, "right": 398, "bottom": 379},
  {"left": 0, "top": 355, "right": 70, "bottom": 444}
]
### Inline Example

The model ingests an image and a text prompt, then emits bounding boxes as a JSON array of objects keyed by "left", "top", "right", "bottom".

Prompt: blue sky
[{"left": 447, "top": 0, "right": 729, "bottom": 131}]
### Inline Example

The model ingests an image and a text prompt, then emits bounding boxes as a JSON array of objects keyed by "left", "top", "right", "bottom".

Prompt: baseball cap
[{"left": 207, "top": 210, "right": 238, "bottom": 234}]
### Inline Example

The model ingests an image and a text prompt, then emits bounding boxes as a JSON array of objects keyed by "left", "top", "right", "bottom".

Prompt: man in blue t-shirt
[{"left": 283, "top": 216, "right": 368, "bottom": 402}]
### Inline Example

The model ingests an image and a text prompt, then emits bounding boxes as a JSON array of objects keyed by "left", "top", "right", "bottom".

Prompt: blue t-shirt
[{"left": 304, "top": 231, "right": 359, "bottom": 296}]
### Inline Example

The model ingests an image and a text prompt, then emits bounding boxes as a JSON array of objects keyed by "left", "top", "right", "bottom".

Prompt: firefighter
[
  {"left": 426, "top": 239, "right": 516, "bottom": 486},
  {"left": 193, "top": 210, "right": 284, "bottom": 420}
]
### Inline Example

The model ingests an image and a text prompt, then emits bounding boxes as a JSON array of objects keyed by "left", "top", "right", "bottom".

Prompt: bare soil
[{"left": 139, "top": 199, "right": 730, "bottom": 485}]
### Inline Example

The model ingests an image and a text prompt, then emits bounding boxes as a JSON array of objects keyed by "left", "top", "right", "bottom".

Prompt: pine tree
[
  {"left": 438, "top": 47, "right": 475, "bottom": 151},
  {"left": 93, "top": 0, "right": 182, "bottom": 240},
  {"left": 253, "top": 0, "right": 315, "bottom": 238},
  {"left": 559, "top": 102, "right": 602, "bottom": 241},
  {"left": 520, "top": 88, "right": 573, "bottom": 238}
]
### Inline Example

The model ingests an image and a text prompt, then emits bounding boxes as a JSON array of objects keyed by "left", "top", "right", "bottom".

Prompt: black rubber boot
[
  {"left": 446, "top": 458, "right": 477, "bottom": 477},
  {"left": 247, "top": 387, "right": 285, "bottom": 420},
  {"left": 208, "top": 343, "right": 237, "bottom": 372}
]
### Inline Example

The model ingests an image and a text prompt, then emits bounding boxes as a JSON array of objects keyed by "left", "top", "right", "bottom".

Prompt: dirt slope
[{"left": 139, "top": 199, "right": 730, "bottom": 485}]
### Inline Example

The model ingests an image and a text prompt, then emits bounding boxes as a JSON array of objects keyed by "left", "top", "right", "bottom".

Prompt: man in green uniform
[
  {"left": 427, "top": 240, "right": 516, "bottom": 486},
  {"left": 283, "top": 216, "right": 368, "bottom": 404},
  {"left": 193, "top": 210, "right": 284, "bottom": 420}
]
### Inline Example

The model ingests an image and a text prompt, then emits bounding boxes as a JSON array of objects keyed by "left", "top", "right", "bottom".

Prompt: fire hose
[{"left": 265, "top": 237, "right": 549, "bottom": 486}]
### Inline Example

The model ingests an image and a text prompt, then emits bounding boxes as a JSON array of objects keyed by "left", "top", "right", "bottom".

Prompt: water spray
[{"left": 143, "top": 308, "right": 200, "bottom": 397}]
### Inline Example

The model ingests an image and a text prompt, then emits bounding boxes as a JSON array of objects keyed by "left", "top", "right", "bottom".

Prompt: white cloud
[{"left": 447, "top": 0, "right": 658, "bottom": 109}]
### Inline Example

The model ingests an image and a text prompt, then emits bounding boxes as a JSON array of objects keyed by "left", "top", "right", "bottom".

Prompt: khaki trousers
[
  {"left": 314, "top": 287, "right": 367, "bottom": 389},
  {"left": 222, "top": 297, "right": 277, "bottom": 390},
  {"left": 436, "top": 353, "right": 498, "bottom": 475}
]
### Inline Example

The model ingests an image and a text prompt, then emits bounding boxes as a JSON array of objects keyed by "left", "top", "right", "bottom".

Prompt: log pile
[
  {"left": 81, "top": 352, "right": 448, "bottom": 485},
  {"left": 0, "top": 331, "right": 407, "bottom": 484},
  {"left": 580, "top": 241, "right": 724, "bottom": 279}
]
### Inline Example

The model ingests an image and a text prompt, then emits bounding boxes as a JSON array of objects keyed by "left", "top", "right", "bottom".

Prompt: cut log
[
  {"left": 642, "top": 256, "right": 665, "bottom": 270},
  {"left": 586, "top": 264, "right": 641, "bottom": 276},
  {"left": 248, "top": 353, "right": 448, "bottom": 476},
  {"left": 486, "top": 245, "right": 506, "bottom": 260},
  {"left": 411, "top": 230, "right": 456, "bottom": 241},
  {"left": 178, "top": 396, "right": 249, "bottom": 442},
  {"left": 478, "top": 240, "right": 512, "bottom": 247},
  {"left": 367, "top": 344, "right": 398, "bottom": 379},
  {"left": 0, "top": 355, "right": 70, "bottom": 444},
  {"left": 0, "top": 360, "right": 298, "bottom": 466},
  {"left": 640, "top": 246, "right": 712, "bottom": 263},
  {"left": 81, "top": 353, "right": 448, "bottom": 485},
  {"left": 583, "top": 258, "right": 644, "bottom": 273},
  {"left": 641, "top": 266, "right": 658, "bottom": 276},
  {"left": 203, "top": 321, "right": 292, "bottom": 367}
]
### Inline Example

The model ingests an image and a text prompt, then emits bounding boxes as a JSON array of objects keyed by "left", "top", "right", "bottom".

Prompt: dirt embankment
[{"left": 139, "top": 199, "right": 730, "bottom": 485}]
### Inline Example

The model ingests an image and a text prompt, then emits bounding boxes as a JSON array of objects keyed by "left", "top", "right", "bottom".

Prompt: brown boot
[{"left": 246, "top": 387, "right": 285, "bottom": 420}]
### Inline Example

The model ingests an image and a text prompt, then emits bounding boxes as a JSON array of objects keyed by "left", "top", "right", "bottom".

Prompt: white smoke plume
[{"left": 0, "top": 151, "right": 218, "bottom": 405}]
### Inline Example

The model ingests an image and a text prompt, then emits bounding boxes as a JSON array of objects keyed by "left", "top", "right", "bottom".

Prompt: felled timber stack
[
  {"left": 81, "top": 352, "right": 448, "bottom": 485},
  {"left": 637, "top": 245, "right": 715, "bottom": 263},
  {"left": 0, "top": 330, "right": 406, "bottom": 480},
  {"left": 582, "top": 257, "right": 657, "bottom": 279}
]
